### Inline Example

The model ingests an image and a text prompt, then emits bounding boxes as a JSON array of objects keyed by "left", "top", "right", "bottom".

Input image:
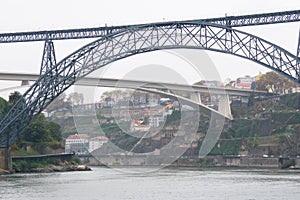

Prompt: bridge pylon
[
  {"left": 0, "top": 103, "right": 11, "bottom": 171},
  {"left": 297, "top": 29, "right": 300, "bottom": 80},
  {"left": 40, "top": 40, "right": 57, "bottom": 75},
  {"left": 0, "top": 130, "right": 12, "bottom": 171},
  {"left": 0, "top": 146, "right": 12, "bottom": 171},
  {"left": 218, "top": 94, "right": 232, "bottom": 120}
]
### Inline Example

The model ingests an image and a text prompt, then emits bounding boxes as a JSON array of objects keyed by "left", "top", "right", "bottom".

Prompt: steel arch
[{"left": 0, "top": 21, "right": 299, "bottom": 146}]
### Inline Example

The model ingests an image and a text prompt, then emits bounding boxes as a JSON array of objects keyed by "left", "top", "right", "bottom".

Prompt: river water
[{"left": 1, "top": 167, "right": 300, "bottom": 200}]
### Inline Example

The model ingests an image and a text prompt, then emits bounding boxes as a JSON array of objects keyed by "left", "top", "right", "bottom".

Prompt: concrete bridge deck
[{"left": 0, "top": 72, "right": 272, "bottom": 97}]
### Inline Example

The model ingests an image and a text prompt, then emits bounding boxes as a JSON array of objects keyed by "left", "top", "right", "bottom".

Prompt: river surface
[{"left": 1, "top": 167, "right": 300, "bottom": 200}]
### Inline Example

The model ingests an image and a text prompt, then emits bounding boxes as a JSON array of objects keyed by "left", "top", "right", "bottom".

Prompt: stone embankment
[
  {"left": 21, "top": 164, "right": 92, "bottom": 173},
  {"left": 9, "top": 153, "right": 92, "bottom": 174},
  {"left": 0, "top": 168, "right": 11, "bottom": 175}
]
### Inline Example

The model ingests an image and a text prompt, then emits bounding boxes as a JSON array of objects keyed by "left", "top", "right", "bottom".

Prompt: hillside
[{"left": 50, "top": 93, "right": 300, "bottom": 159}]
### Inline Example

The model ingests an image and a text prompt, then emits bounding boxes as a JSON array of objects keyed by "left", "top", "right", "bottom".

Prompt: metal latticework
[
  {"left": 0, "top": 108, "right": 2, "bottom": 122},
  {"left": 40, "top": 40, "right": 57, "bottom": 74},
  {"left": 297, "top": 29, "right": 300, "bottom": 79},
  {"left": 0, "top": 22, "right": 299, "bottom": 146},
  {"left": 0, "top": 10, "right": 299, "bottom": 43},
  {"left": 202, "top": 9, "right": 300, "bottom": 27}
]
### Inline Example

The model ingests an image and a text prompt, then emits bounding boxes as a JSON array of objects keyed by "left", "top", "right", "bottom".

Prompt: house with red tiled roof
[{"left": 235, "top": 76, "right": 255, "bottom": 89}]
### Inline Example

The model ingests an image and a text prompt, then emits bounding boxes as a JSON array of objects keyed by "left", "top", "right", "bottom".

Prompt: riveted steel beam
[{"left": 0, "top": 10, "right": 299, "bottom": 43}]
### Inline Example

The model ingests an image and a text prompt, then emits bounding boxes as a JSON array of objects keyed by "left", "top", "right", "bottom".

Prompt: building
[
  {"left": 235, "top": 76, "right": 255, "bottom": 89},
  {"left": 149, "top": 115, "right": 165, "bottom": 127},
  {"left": 225, "top": 76, "right": 256, "bottom": 90},
  {"left": 65, "top": 134, "right": 89, "bottom": 154},
  {"left": 100, "top": 90, "right": 160, "bottom": 108},
  {"left": 146, "top": 93, "right": 160, "bottom": 106},
  {"left": 225, "top": 80, "right": 236, "bottom": 88},
  {"left": 89, "top": 136, "right": 109, "bottom": 152}
]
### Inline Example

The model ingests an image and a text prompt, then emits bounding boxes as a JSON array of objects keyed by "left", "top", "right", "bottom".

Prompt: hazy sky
[{"left": 0, "top": 0, "right": 299, "bottom": 99}]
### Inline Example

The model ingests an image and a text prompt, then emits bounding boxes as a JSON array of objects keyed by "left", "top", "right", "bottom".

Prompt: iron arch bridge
[{"left": 0, "top": 21, "right": 300, "bottom": 147}]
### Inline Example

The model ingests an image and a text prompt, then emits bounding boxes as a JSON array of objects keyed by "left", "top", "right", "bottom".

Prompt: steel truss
[
  {"left": 0, "top": 10, "right": 299, "bottom": 43},
  {"left": 0, "top": 22, "right": 300, "bottom": 146},
  {"left": 40, "top": 40, "right": 57, "bottom": 74}
]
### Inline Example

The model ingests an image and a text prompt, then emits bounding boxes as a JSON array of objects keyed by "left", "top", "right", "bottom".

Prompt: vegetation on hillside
[
  {"left": 256, "top": 71, "right": 297, "bottom": 94},
  {"left": 0, "top": 97, "right": 10, "bottom": 118},
  {"left": 209, "top": 92, "right": 300, "bottom": 156},
  {"left": 1, "top": 92, "right": 63, "bottom": 156}
]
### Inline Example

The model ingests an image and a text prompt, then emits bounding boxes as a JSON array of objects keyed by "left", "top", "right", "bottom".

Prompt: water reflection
[{"left": 1, "top": 167, "right": 300, "bottom": 200}]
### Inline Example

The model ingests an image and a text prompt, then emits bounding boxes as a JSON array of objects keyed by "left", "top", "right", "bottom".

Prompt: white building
[
  {"left": 65, "top": 134, "right": 89, "bottom": 154},
  {"left": 235, "top": 75, "right": 255, "bottom": 89},
  {"left": 149, "top": 115, "right": 165, "bottom": 127},
  {"left": 89, "top": 136, "right": 109, "bottom": 152}
]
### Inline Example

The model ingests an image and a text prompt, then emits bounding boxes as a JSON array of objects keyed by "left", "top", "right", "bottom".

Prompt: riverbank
[
  {"left": 0, "top": 168, "right": 11, "bottom": 175},
  {"left": 16, "top": 163, "right": 92, "bottom": 173},
  {"left": 81, "top": 154, "right": 300, "bottom": 169},
  {"left": 171, "top": 156, "right": 300, "bottom": 169},
  {"left": 11, "top": 153, "right": 91, "bottom": 173},
  {"left": 1, "top": 164, "right": 91, "bottom": 174}
]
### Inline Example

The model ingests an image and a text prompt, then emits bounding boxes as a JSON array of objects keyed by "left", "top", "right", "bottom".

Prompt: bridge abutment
[{"left": 0, "top": 147, "right": 12, "bottom": 171}]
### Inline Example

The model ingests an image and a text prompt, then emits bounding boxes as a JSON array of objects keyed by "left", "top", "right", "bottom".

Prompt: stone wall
[{"left": 0, "top": 148, "right": 12, "bottom": 171}]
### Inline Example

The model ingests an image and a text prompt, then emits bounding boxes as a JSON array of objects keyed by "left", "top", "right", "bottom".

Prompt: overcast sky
[{"left": 0, "top": 0, "right": 299, "bottom": 99}]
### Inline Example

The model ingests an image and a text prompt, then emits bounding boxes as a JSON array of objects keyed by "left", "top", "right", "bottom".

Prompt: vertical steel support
[
  {"left": 0, "top": 109, "right": 2, "bottom": 122},
  {"left": 0, "top": 99, "right": 11, "bottom": 171},
  {"left": 0, "top": 138, "right": 11, "bottom": 171},
  {"left": 297, "top": 29, "right": 300, "bottom": 80},
  {"left": 0, "top": 149, "right": 11, "bottom": 171},
  {"left": 40, "top": 40, "right": 57, "bottom": 75}
]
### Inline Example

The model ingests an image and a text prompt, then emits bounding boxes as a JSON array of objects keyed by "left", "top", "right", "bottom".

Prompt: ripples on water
[{"left": 1, "top": 167, "right": 300, "bottom": 200}]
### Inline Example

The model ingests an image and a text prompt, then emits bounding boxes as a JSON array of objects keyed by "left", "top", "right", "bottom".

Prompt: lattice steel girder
[
  {"left": 202, "top": 9, "right": 300, "bottom": 27},
  {"left": 0, "top": 10, "right": 299, "bottom": 43},
  {"left": 40, "top": 40, "right": 57, "bottom": 74},
  {"left": 0, "top": 22, "right": 300, "bottom": 147}
]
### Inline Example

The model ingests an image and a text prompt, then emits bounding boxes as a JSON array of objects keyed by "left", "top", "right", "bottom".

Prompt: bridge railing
[{"left": 0, "top": 10, "right": 299, "bottom": 43}]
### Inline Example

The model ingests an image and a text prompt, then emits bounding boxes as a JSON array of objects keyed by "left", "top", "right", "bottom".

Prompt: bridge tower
[
  {"left": 0, "top": 146, "right": 11, "bottom": 171},
  {"left": 0, "top": 104, "right": 12, "bottom": 171},
  {"left": 0, "top": 40, "right": 57, "bottom": 171},
  {"left": 297, "top": 29, "right": 300, "bottom": 79},
  {"left": 40, "top": 40, "right": 56, "bottom": 74}
]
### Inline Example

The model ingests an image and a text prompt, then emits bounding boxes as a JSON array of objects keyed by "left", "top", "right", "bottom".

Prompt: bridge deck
[
  {"left": 0, "top": 10, "right": 299, "bottom": 43},
  {"left": 0, "top": 72, "right": 272, "bottom": 97}
]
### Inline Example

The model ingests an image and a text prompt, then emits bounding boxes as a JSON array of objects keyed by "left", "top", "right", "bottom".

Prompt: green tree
[
  {"left": 0, "top": 97, "right": 10, "bottom": 120},
  {"left": 19, "top": 114, "right": 62, "bottom": 153},
  {"left": 8, "top": 91, "right": 22, "bottom": 105},
  {"left": 1, "top": 96, "right": 63, "bottom": 153},
  {"left": 248, "top": 93, "right": 255, "bottom": 107},
  {"left": 253, "top": 102, "right": 264, "bottom": 113},
  {"left": 46, "top": 93, "right": 71, "bottom": 112},
  {"left": 256, "top": 71, "right": 297, "bottom": 94}
]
